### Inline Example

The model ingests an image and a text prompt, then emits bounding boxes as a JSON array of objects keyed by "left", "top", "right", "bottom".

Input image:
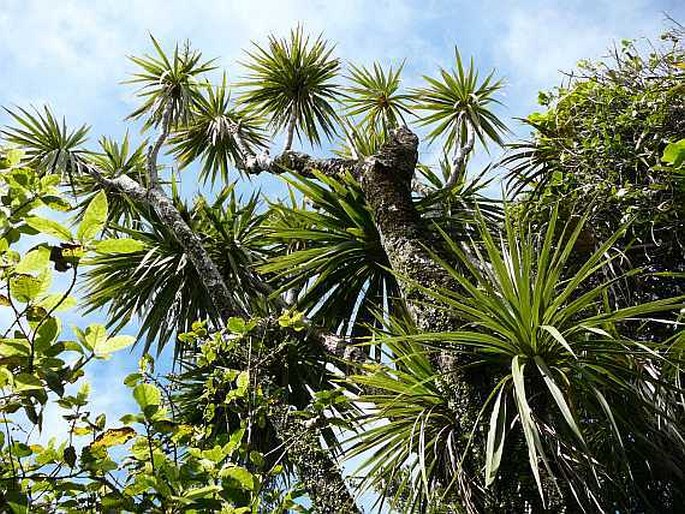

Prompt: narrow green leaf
[
  {"left": 540, "top": 325, "right": 576, "bottom": 359},
  {"left": 512, "top": 355, "right": 545, "bottom": 503},
  {"left": 485, "top": 386, "right": 507, "bottom": 487},
  {"left": 534, "top": 357, "right": 584, "bottom": 445}
]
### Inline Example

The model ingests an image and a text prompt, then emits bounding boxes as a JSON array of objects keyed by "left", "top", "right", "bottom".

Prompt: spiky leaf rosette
[
  {"left": 2, "top": 105, "right": 89, "bottom": 178},
  {"left": 238, "top": 26, "right": 341, "bottom": 147},
  {"left": 169, "top": 76, "right": 268, "bottom": 185},
  {"left": 412, "top": 48, "right": 506, "bottom": 153},
  {"left": 126, "top": 35, "right": 217, "bottom": 130},
  {"left": 344, "top": 62, "right": 412, "bottom": 135},
  {"left": 354, "top": 207, "right": 685, "bottom": 511},
  {"left": 261, "top": 171, "right": 404, "bottom": 342}
]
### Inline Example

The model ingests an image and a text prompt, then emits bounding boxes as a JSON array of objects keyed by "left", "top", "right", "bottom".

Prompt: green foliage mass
[
  {"left": 507, "top": 31, "right": 685, "bottom": 311},
  {"left": 0, "top": 157, "right": 304, "bottom": 512},
  {"left": 1, "top": 22, "right": 684, "bottom": 514}
]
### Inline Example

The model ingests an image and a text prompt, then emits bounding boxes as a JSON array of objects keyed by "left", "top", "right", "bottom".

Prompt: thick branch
[
  {"left": 230, "top": 120, "right": 358, "bottom": 178},
  {"left": 81, "top": 163, "right": 238, "bottom": 323},
  {"left": 268, "top": 398, "right": 361, "bottom": 514},
  {"left": 356, "top": 127, "right": 486, "bottom": 505},
  {"left": 357, "top": 128, "right": 456, "bottom": 330},
  {"left": 241, "top": 150, "right": 358, "bottom": 179},
  {"left": 316, "top": 331, "right": 364, "bottom": 362}
]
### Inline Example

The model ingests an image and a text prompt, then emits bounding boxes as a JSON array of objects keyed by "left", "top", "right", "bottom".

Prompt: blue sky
[{"left": 1, "top": 0, "right": 683, "bottom": 510}]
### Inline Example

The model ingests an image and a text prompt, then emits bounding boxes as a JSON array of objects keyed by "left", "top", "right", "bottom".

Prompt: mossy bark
[{"left": 269, "top": 401, "right": 360, "bottom": 514}]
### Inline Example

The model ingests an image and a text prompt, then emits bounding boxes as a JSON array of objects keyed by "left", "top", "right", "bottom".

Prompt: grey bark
[
  {"left": 283, "top": 109, "right": 297, "bottom": 152},
  {"left": 443, "top": 118, "right": 475, "bottom": 191}
]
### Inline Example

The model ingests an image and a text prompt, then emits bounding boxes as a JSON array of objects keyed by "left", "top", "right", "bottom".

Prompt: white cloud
[{"left": 496, "top": 1, "right": 672, "bottom": 117}]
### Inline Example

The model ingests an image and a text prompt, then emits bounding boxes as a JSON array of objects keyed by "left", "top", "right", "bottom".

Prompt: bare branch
[
  {"left": 228, "top": 118, "right": 359, "bottom": 178},
  {"left": 241, "top": 149, "right": 359, "bottom": 178},
  {"left": 283, "top": 109, "right": 297, "bottom": 152},
  {"left": 146, "top": 100, "right": 174, "bottom": 190},
  {"left": 443, "top": 117, "right": 475, "bottom": 191}
]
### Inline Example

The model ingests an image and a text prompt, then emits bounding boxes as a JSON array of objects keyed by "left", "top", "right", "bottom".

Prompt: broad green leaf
[
  {"left": 13, "top": 372, "right": 43, "bottom": 392},
  {"left": 5, "top": 148, "right": 24, "bottom": 167},
  {"left": 77, "top": 381, "right": 91, "bottom": 402},
  {"left": 73, "top": 426, "right": 92, "bottom": 436},
  {"left": 220, "top": 465, "right": 255, "bottom": 491},
  {"left": 10, "top": 269, "right": 51, "bottom": 303},
  {"left": 94, "top": 238, "right": 145, "bottom": 254},
  {"left": 133, "top": 383, "right": 161, "bottom": 418},
  {"left": 227, "top": 317, "right": 246, "bottom": 334},
  {"left": 80, "top": 324, "right": 107, "bottom": 352},
  {"left": 35, "top": 317, "right": 60, "bottom": 353},
  {"left": 15, "top": 247, "right": 50, "bottom": 274},
  {"left": 183, "top": 485, "right": 222, "bottom": 500},
  {"left": 94, "top": 335, "right": 136, "bottom": 357},
  {"left": 0, "top": 367, "right": 13, "bottom": 388},
  {"left": 662, "top": 138, "right": 685, "bottom": 168},
  {"left": 124, "top": 373, "right": 143, "bottom": 387},
  {"left": 77, "top": 190, "right": 108, "bottom": 243},
  {"left": 37, "top": 293, "right": 77, "bottom": 312},
  {"left": 42, "top": 195, "right": 72, "bottom": 212},
  {"left": 236, "top": 370, "right": 250, "bottom": 392},
  {"left": 25, "top": 216, "right": 72, "bottom": 241},
  {"left": 63, "top": 445, "right": 77, "bottom": 468},
  {"left": 0, "top": 338, "right": 31, "bottom": 357}
]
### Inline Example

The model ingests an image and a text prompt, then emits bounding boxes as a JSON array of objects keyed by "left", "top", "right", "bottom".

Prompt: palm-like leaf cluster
[
  {"left": 84, "top": 185, "right": 270, "bottom": 356},
  {"left": 412, "top": 48, "right": 506, "bottom": 153},
  {"left": 126, "top": 35, "right": 217, "bottom": 129},
  {"left": 169, "top": 76, "right": 268, "bottom": 185},
  {"left": 261, "top": 171, "right": 402, "bottom": 341},
  {"left": 344, "top": 62, "right": 412, "bottom": 135},
  {"left": 351, "top": 209, "right": 685, "bottom": 512},
  {"left": 347, "top": 337, "right": 460, "bottom": 513},
  {"left": 415, "top": 159, "right": 503, "bottom": 237},
  {"left": 2, "top": 105, "right": 89, "bottom": 177},
  {"left": 238, "top": 25, "right": 341, "bottom": 148}
]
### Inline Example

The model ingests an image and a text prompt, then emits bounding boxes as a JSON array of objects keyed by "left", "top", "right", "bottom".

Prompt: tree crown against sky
[{"left": 1, "top": 10, "right": 685, "bottom": 514}]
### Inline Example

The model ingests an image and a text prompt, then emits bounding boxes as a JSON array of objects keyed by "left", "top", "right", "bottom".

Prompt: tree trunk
[
  {"left": 268, "top": 400, "right": 360, "bottom": 514},
  {"left": 356, "top": 127, "right": 488, "bottom": 509}
]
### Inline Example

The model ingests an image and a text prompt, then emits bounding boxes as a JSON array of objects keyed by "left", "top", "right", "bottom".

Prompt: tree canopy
[{"left": 1, "top": 22, "right": 684, "bottom": 514}]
